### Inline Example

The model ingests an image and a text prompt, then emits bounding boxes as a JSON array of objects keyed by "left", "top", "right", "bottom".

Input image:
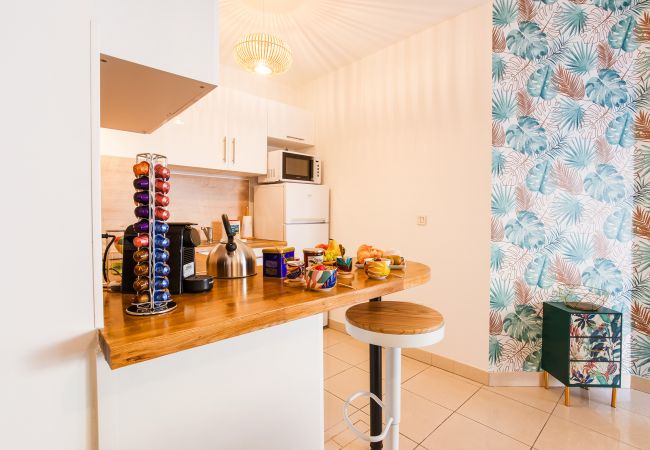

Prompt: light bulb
[{"left": 254, "top": 62, "right": 272, "bottom": 75}]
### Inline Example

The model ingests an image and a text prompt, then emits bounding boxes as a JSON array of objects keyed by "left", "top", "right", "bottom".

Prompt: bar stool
[{"left": 343, "top": 301, "right": 445, "bottom": 450}]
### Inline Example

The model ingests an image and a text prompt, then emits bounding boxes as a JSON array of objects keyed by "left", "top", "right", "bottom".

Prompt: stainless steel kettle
[{"left": 206, "top": 214, "right": 257, "bottom": 279}]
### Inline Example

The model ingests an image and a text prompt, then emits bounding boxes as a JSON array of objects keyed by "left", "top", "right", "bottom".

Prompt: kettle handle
[{"left": 222, "top": 214, "right": 237, "bottom": 253}]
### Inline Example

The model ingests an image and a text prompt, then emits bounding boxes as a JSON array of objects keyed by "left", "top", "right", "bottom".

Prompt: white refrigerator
[{"left": 253, "top": 183, "right": 330, "bottom": 256}]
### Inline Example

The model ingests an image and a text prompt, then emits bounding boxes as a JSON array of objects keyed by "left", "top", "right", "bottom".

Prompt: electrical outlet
[{"left": 417, "top": 215, "right": 427, "bottom": 226}]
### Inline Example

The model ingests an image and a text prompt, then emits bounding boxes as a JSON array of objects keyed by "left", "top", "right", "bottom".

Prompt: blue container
[{"left": 262, "top": 247, "right": 295, "bottom": 278}]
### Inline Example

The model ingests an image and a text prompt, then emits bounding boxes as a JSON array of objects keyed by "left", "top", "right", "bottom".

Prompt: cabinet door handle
[
  {"left": 286, "top": 135, "right": 305, "bottom": 141},
  {"left": 232, "top": 138, "right": 236, "bottom": 164},
  {"left": 222, "top": 136, "right": 227, "bottom": 162}
]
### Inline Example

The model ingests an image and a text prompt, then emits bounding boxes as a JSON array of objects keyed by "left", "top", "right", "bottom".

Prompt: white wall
[
  {"left": 0, "top": 2, "right": 98, "bottom": 450},
  {"left": 300, "top": 3, "right": 492, "bottom": 370}
]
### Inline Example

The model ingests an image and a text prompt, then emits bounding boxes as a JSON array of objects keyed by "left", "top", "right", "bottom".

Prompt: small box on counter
[{"left": 262, "top": 247, "right": 295, "bottom": 278}]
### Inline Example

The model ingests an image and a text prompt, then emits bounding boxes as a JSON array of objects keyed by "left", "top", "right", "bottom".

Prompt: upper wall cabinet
[
  {"left": 226, "top": 90, "right": 268, "bottom": 175},
  {"left": 96, "top": 0, "right": 218, "bottom": 84},
  {"left": 102, "top": 87, "right": 268, "bottom": 175},
  {"left": 267, "top": 100, "right": 315, "bottom": 149}
]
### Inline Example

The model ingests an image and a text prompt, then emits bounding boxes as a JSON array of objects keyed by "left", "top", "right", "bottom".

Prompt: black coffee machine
[{"left": 122, "top": 222, "right": 212, "bottom": 294}]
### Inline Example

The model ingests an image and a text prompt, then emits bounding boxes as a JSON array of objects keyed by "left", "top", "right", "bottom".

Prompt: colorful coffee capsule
[
  {"left": 134, "top": 205, "right": 150, "bottom": 219},
  {"left": 154, "top": 164, "right": 170, "bottom": 180},
  {"left": 133, "top": 161, "right": 150, "bottom": 177},
  {"left": 154, "top": 277, "right": 170, "bottom": 290},
  {"left": 133, "top": 248, "right": 149, "bottom": 263},
  {"left": 155, "top": 221, "right": 169, "bottom": 234},
  {"left": 153, "top": 289, "right": 171, "bottom": 302},
  {"left": 133, "top": 277, "right": 150, "bottom": 291},
  {"left": 133, "top": 292, "right": 150, "bottom": 303},
  {"left": 155, "top": 193, "right": 170, "bottom": 207},
  {"left": 133, "top": 234, "right": 149, "bottom": 248},
  {"left": 155, "top": 180, "right": 170, "bottom": 194},
  {"left": 154, "top": 262, "right": 171, "bottom": 276},
  {"left": 154, "top": 249, "right": 170, "bottom": 262},
  {"left": 134, "top": 219, "right": 149, "bottom": 233},
  {"left": 155, "top": 207, "right": 170, "bottom": 221},
  {"left": 133, "top": 176, "right": 149, "bottom": 190},
  {"left": 133, "top": 191, "right": 150, "bottom": 205},
  {"left": 154, "top": 235, "right": 170, "bottom": 248},
  {"left": 134, "top": 263, "right": 149, "bottom": 276}
]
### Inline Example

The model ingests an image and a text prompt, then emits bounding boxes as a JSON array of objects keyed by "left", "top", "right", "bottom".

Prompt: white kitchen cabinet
[
  {"left": 101, "top": 87, "right": 268, "bottom": 174},
  {"left": 96, "top": 0, "right": 218, "bottom": 85},
  {"left": 153, "top": 88, "right": 229, "bottom": 169},
  {"left": 267, "top": 100, "right": 315, "bottom": 148},
  {"left": 142, "top": 87, "right": 267, "bottom": 174},
  {"left": 226, "top": 90, "right": 268, "bottom": 174}
]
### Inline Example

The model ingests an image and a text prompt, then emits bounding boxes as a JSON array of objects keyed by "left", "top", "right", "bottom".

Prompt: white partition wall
[
  {"left": 97, "top": 315, "right": 324, "bottom": 450},
  {"left": 0, "top": 2, "right": 98, "bottom": 449}
]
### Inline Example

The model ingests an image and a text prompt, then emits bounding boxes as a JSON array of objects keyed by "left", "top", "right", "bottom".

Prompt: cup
[
  {"left": 364, "top": 258, "right": 391, "bottom": 280},
  {"left": 304, "top": 266, "right": 338, "bottom": 291},
  {"left": 336, "top": 257, "right": 353, "bottom": 277},
  {"left": 286, "top": 260, "right": 305, "bottom": 282}
]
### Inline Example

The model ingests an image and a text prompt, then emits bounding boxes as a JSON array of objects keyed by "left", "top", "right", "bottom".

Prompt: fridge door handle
[{"left": 285, "top": 218, "right": 328, "bottom": 224}]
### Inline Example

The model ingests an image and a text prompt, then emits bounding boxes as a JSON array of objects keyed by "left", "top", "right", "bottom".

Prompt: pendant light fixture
[{"left": 234, "top": 0, "right": 292, "bottom": 75}]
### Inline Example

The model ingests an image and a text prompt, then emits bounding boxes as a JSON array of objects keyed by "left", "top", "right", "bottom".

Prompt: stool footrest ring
[{"left": 343, "top": 390, "right": 394, "bottom": 443}]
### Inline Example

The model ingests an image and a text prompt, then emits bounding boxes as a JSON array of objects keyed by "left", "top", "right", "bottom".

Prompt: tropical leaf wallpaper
[{"left": 490, "top": 0, "right": 650, "bottom": 377}]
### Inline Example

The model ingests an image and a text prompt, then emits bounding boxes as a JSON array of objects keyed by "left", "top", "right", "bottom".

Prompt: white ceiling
[{"left": 219, "top": 0, "right": 487, "bottom": 85}]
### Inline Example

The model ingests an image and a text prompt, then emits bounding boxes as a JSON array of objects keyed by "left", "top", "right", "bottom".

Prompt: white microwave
[{"left": 258, "top": 150, "right": 322, "bottom": 184}]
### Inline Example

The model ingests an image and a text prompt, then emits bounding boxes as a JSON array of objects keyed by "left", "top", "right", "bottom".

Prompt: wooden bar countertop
[{"left": 99, "top": 261, "right": 430, "bottom": 369}]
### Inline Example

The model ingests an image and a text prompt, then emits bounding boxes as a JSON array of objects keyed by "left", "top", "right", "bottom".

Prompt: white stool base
[{"left": 385, "top": 347, "right": 401, "bottom": 450}]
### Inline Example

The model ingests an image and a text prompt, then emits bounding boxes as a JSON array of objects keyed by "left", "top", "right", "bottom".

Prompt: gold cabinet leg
[
  {"left": 611, "top": 387, "right": 617, "bottom": 408},
  {"left": 543, "top": 371, "right": 549, "bottom": 389},
  {"left": 564, "top": 386, "right": 570, "bottom": 407}
]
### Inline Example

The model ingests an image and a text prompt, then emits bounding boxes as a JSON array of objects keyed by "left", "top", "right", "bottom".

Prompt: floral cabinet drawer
[
  {"left": 569, "top": 361, "right": 621, "bottom": 386},
  {"left": 569, "top": 313, "right": 622, "bottom": 338},
  {"left": 542, "top": 302, "right": 622, "bottom": 407},
  {"left": 569, "top": 337, "right": 621, "bottom": 361}
]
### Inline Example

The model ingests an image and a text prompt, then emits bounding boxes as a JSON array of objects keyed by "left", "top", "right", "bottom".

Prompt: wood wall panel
[{"left": 101, "top": 155, "right": 250, "bottom": 232}]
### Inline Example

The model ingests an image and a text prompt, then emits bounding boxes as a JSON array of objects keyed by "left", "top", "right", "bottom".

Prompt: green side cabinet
[{"left": 541, "top": 302, "right": 622, "bottom": 407}]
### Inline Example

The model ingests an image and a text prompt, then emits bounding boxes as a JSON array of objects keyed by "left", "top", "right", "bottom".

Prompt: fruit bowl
[
  {"left": 364, "top": 258, "right": 391, "bottom": 280},
  {"left": 305, "top": 265, "right": 338, "bottom": 291}
]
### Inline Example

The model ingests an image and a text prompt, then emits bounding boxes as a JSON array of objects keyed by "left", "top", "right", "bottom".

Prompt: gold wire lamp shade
[{"left": 234, "top": 33, "right": 292, "bottom": 75}]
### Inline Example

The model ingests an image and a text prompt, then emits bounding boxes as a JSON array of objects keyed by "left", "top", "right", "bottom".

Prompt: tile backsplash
[{"left": 101, "top": 156, "right": 250, "bottom": 235}]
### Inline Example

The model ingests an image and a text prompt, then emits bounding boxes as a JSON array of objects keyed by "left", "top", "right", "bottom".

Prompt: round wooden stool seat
[{"left": 345, "top": 301, "right": 445, "bottom": 349}]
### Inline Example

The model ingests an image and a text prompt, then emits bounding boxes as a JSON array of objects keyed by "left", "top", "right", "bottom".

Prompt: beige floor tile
[
  {"left": 359, "top": 389, "right": 453, "bottom": 443},
  {"left": 325, "top": 420, "right": 348, "bottom": 442},
  {"left": 325, "top": 367, "right": 371, "bottom": 409},
  {"left": 356, "top": 355, "right": 430, "bottom": 383},
  {"left": 398, "top": 434, "right": 418, "bottom": 450},
  {"left": 484, "top": 385, "right": 564, "bottom": 412},
  {"left": 325, "top": 439, "right": 342, "bottom": 450},
  {"left": 325, "top": 354, "right": 352, "bottom": 379},
  {"left": 535, "top": 415, "right": 639, "bottom": 450},
  {"left": 420, "top": 413, "right": 529, "bottom": 450},
  {"left": 325, "top": 390, "right": 348, "bottom": 431},
  {"left": 587, "top": 387, "right": 650, "bottom": 418},
  {"left": 332, "top": 410, "right": 369, "bottom": 447},
  {"left": 402, "top": 366, "right": 481, "bottom": 410},
  {"left": 324, "top": 328, "right": 352, "bottom": 348},
  {"left": 325, "top": 340, "right": 369, "bottom": 366},
  {"left": 554, "top": 388, "right": 650, "bottom": 449},
  {"left": 342, "top": 434, "right": 417, "bottom": 450},
  {"left": 397, "top": 390, "right": 453, "bottom": 443},
  {"left": 457, "top": 388, "right": 549, "bottom": 445}
]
